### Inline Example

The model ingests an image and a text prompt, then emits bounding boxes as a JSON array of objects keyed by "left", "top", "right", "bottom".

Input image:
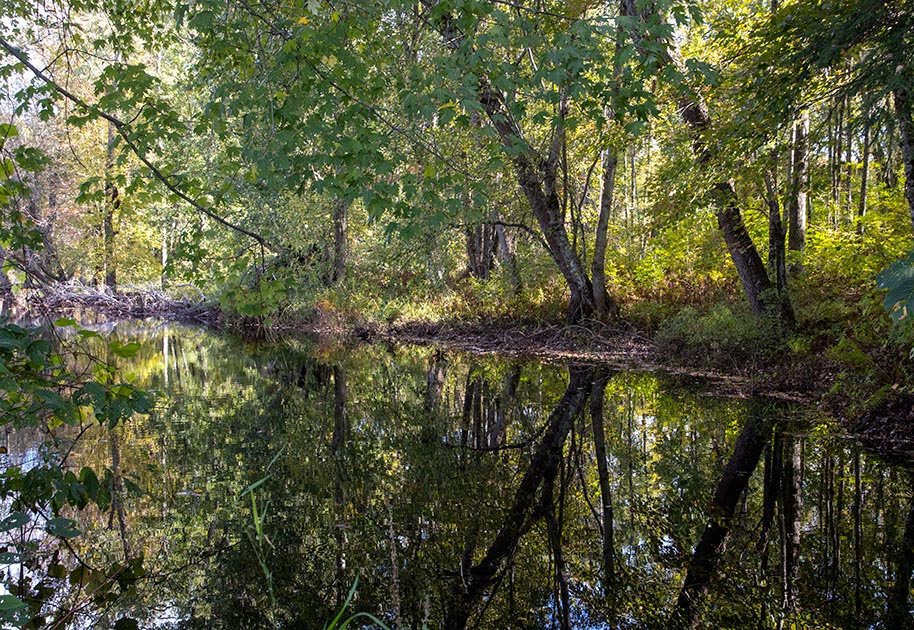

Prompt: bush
[{"left": 656, "top": 303, "right": 784, "bottom": 369}]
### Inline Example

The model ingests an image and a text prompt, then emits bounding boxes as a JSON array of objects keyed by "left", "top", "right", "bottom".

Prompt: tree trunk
[
  {"left": 593, "top": 148, "right": 620, "bottom": 320},
  {"left": 444, "top": 366, "right": 593, "bottom": 630},
  {"left": 844, "top": 94, "right": 854, "bottom": 221},
  {"left": 331, "top": 198, "right": 348, "bottom": 283},
  {"left": 493, "top": 222, "right": 522, "bottom": 294},
  {"left": 764, "top": 169, "right": 796, "bottom": 329},
  {"left": 859, "top": 120, "right": 871, "bottom": 221},
  {"left": 788, "top": 113, "right": 809, "bottom": 252},
  {"left": 103, "top": 119, "right": 118, "bottom": 290},
  {"left": 161, "top": 223, "right": 169, "bottom": 290},
  {"left": 425, "top": 7, "right": 603, "bottom": 322},
  {"left": 670, "top": 410, "right": 770, "bottom": 630},
  {"left": 478, "top": 85, "right": 596, "bottom": 322},
  {"left": 893, "top": 85, "right": 914, "bottom": 231},
  {"left": 714, "top": 181, "right": 791, "bottom": 324},
  {"left": 590, "top": 368, "right": 616, "bottom": 596},
  {"left": 619, "top": 1, "right": 791, "bottom": 327},
  {"left": 886, "top": 475, "right": 914, "bottom": 630},
  {"left": 466, "top": 223, "right": 495, "bottom": 280}
]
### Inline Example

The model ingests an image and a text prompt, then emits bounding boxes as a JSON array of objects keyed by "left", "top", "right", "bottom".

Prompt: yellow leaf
[{"left": 297, "top": 16, "right": 310, "bottom": 25}]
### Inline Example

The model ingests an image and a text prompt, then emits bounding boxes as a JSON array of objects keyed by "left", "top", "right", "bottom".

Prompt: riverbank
[{"left": 13, "top": 283, "right": 912, "bottom": 460}]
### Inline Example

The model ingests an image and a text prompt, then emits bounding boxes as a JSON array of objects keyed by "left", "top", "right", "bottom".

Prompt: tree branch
[{"left": 0, "top": 35, "right": 282, "bottom": 253}]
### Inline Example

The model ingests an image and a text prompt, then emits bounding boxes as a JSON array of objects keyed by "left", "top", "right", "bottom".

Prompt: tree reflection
[{"left": 45, "top": 323, "right": 914, "bottom": 629}]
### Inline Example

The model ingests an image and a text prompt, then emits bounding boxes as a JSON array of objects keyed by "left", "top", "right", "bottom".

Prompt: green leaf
[
  {"left": 46, "top": 517, "right": 81, "bottom": 539},
  {"left": 75, "top": 382, "right": 106, "bottom": 410},
  {"left": 0, "top": 511, "right": 28, "bottom": 532},
  {"left": 113, "top": 618, "right": 140, "bottom": 630},
  {"left": 108, "top": 341, "right": 141, "bottom": 358},
  {"left": 0, "top": 124, "right": 18, "bottom": 140},
  {"left": 53, "top": 318, "right": 78, "bottom": 327},
  {"left": 0, "top": 595, "right": 26, "bottom": 612},
  {"left": 877, "top": 252, "right": 914, "bottom": 323},
  {"left": 80, "top": 466, "right": 100, "bottom": 498}
]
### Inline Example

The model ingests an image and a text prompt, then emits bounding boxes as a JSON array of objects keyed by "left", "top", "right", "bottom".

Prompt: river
[{"left": 4, "top": 320, "right": 912, "bottom": 629}]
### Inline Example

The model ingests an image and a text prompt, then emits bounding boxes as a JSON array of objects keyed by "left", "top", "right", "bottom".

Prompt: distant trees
[{"left": 0, "top": 0, "right": 911, "bottom": 324}]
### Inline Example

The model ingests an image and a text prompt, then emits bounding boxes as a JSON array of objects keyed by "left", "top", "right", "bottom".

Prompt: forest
[
  {"left": 2, "top": 0, "right": 914, "bottom": 628},
  {"left": 0, "top": 0, "right": 911, "bottom": 350}
]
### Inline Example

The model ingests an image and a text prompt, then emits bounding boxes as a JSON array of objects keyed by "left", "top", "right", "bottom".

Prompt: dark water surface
[{"left": 50, "top": 322, "right": 914, "bottom": 628}]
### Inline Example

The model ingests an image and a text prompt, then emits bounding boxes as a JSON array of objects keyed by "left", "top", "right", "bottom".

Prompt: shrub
[{"left": 656, "top": 303, "right": 784, "bottom": 369}]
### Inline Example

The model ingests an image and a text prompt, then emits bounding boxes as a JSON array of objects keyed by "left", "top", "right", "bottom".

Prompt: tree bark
[
  {"left": 893, "top": 85, "right": 914, "bottom": 231},
  {"left": 788, "top": 113, "right": 809, "bottom": 252},
  {"left": 713, "top": 181, "right": 790, "bottom": 325},
  {"left": 331, "top": 198, "right": 348, "bottom": 283},
  {"left": 764, "top": 169, "right": 796, "bottom": 329},
  {"left": 593, "top": 149, "right": 620, "bottom": 320},
  {"left": 859, "top": 120, "right": 871, "bottom": 221}
]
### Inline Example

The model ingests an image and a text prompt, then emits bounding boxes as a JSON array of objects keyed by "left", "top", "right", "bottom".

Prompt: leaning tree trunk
[
  {"left": 620, "top": 0, "right": 793, "bottom": 328},
  {"left": 477, "top": 85, "right": 597, "bottom": 322},
  {"left": 670, "top": 409, "right": 771, "bottom": 630},
  {"left": 424, "top": 5, "right": 609, "bottom": 323}
]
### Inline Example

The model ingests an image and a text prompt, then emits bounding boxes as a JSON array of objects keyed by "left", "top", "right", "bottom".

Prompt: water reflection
[{"left": 37, "top": 323, "right": 914, "bottom": 628}]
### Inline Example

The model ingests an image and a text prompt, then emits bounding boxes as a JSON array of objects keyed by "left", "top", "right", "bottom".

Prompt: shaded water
[{"left": 16, "top": 322, "right": 914, "bottom": 628}]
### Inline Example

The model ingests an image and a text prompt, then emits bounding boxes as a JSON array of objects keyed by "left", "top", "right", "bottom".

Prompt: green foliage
[
  {"left": 656, "top": 303, "right": 783, "bottom": 368},
  {"left": 0, "top": 319, "right": 153, "bottom": 627},
  {"left": 877, "top": 250, "right": 914, "bottom": 323}
]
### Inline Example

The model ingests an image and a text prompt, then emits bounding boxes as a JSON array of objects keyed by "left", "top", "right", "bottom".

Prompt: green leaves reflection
[{"left": 87, "top": 324, "right": 914, "bottom": 629}]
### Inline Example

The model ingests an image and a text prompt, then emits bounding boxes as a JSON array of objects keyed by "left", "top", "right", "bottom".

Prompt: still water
[{"left": 21, "top": 321, "right": 914, "bottom": 628}]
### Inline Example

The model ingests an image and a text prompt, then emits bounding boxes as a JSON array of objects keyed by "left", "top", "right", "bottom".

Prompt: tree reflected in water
[{"left": 50, "top": 323, "right": 914, "bottom": 629}]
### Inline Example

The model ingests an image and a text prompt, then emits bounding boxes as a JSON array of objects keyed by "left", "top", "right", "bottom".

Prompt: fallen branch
[{"left": 25, "top": 282, "right": 220, "bottom": 324}]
